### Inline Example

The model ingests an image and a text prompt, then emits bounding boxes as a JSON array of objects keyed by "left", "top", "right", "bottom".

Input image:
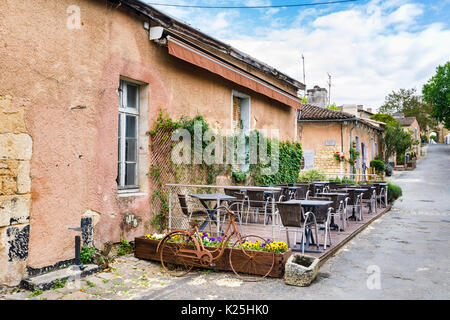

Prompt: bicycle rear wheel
[
  {"left": 229, "top": 235, "right": 275, "bottom": 282},
  {"left": 159, "top": 230, "right": 196, "bottom": 277}
]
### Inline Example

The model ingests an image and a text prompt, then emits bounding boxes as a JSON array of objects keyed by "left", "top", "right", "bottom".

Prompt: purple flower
[
  {"left": 210, "top": 237, "right": 216, "bottom": 241},
  {"left": 217, "top": 237, "right": 222, "bottom": 242}
]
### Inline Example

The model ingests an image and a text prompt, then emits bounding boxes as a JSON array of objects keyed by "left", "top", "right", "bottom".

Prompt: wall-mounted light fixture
[{"left": 149, "top": 26, "right": 164, "bottom": 40}]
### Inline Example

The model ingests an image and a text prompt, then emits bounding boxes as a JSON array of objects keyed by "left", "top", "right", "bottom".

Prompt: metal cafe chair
[
  {"left": 223, "top": 189, "right": 249, "bottom": 226},
  {"left": 178, "top": 194, "right": 211, "bottom": 234},
  {"left": 308, "top": 197, "right": 333, "bottom": 249},
  {"left": 359, "top": 185, "right": 377, "bottom": 214},
  {"left": 246, "top": 189, "right": 270, "bottom": 225},
  {"left": 277, "top": 202, "right": 319, "bottom": 254}
]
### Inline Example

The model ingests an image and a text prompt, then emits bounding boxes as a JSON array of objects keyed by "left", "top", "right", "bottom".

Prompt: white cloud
[
  {"left": 221, "top": 1, "right": 450, "bottom": 110},
  {"left": 147, "top": 0, "right": 450, "bottom": 111}
]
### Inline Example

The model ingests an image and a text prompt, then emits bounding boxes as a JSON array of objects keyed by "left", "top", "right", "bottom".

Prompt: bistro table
[
  {"left": 189, "top": 193, "right": 236, "bottom": 234},
  {"left": 337, "top": 188, "right": 368, "bottom": 221},
  {"left": 316, "top": 192, "right": 349, "bottom": 230},
  {"left": 283, "top": 199, "right": 333, "bottom": 253}
]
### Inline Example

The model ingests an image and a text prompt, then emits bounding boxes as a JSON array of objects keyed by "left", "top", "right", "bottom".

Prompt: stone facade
[
  {"left": 0, "top": 95, "right": 33, "bottom": 286},
  {"left": 299, "top": 120, "right": 382, "bottom": 177}
]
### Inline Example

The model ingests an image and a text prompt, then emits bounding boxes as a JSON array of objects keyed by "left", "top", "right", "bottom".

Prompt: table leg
[{"left": 198, "top": 200, "right": 224, "bottom": 235}]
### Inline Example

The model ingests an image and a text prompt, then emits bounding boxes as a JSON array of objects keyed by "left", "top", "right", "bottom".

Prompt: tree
[
  {"left": 370, "top": 114, "right": 400, "bottom": 127},
  {"left": 381, "top": 122, "right": 413, "bottom": 163},
  {"left": 422, "top": 62, "right": 450, "bottom": 129},
  {"left": 379, "top": 88, "right": 436, "bottom": 131}
]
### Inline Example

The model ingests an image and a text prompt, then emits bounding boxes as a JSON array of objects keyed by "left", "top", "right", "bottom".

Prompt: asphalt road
[{"left": 137, "top": 143, "right": 450, "bottom": 300}]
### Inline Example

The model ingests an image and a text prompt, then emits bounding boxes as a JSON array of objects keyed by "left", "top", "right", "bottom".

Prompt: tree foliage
[
  {"left": 422, "top": 61, "right": 450, "bottom": 129},
  {"left": 379, "top": 88, "right": 436, "bottom": 131},
  {"left": 381, "top": 122, "right": 413, "bottom": 162},
  {"left": 370, "top": 114, "right": 400, "bottom": 127}
]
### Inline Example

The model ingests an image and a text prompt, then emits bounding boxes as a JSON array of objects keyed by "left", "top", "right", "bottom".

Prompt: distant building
[{"left": 298, "top": 104, "right": 383, "bottom": 176}]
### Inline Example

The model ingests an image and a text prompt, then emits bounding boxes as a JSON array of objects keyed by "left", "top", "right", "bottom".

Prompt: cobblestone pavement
[{"left": 1, "top": 144, "right": 449, "bottom": 300}]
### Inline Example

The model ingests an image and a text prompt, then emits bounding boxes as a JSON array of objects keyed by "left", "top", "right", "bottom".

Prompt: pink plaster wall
[{"left": 0, "top": 0, "right": 298, "bottom": 268}]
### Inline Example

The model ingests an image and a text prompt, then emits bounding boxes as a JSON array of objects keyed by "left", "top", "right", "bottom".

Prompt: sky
[{"left": 143, "top": 0, "right": 450, "bottom": 111}]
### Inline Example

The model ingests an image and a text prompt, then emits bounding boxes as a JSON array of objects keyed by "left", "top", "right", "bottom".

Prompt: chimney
[{"left": 306, "top": 86, "right": 328, "bottom": 107}]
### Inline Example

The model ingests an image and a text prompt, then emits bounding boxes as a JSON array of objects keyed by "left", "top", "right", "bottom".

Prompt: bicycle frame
[{"left": 157, "top": 205, "right": 244, "bottom": 264}]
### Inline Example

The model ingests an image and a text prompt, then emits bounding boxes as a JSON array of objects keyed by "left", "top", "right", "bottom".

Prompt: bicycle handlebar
[{"left": 215, "top": 205, "right": 237, "bottom": 217}]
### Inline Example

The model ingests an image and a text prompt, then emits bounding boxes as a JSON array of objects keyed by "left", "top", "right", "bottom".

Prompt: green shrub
[
  {"left": 387, "top": 182, "right": 402, "bottom": 203},
  {"left": 80, "top": 246, "right": 97, "bottom": 264},
  {"left": 297, "top": 169, "right": 326, "bottom": 183},
  {"left": 370, "top": 159, "right": 385, "bottom": 174}
]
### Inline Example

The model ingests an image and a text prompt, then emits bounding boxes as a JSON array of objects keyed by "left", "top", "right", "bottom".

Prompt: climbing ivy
[{"left": 147, "top": 111, "right": 303, "bottom": 230}]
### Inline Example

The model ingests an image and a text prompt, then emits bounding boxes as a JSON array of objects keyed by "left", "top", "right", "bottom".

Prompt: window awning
[{"left": 167, "top": 36, "right": 301, "bottom": 110}]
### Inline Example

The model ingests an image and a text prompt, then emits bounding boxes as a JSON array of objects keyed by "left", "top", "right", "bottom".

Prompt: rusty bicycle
[{"left": 157, "top": 205, "right": 275, "bottom": 281}]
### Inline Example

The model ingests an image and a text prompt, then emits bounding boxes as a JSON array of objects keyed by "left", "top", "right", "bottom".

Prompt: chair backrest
[
  {"left": 359, "top": 185, "right": 374, "bottom": 199},
  {"left": 308, "top": 196, "right": 332, "bottom": 224},
  {"left": 328, "top": 181, "right": 338, "bottom": 190},
  {"left": 294, "top": 185, "right": 308, "bottom": 200},
  {"left": 178, "top": 194, "right": 190, "bottom": 216},
  {"left": 277, "top": 202, "right": 304, "bottom": 227},
  {"left": 279, "top": 186, "right": 291, "bottom": 201},
  {"left": 224, "top": 188, "right": 238, "bottom": 197},
  {"left": 246, "top": 190, "right": 265, "bottom": 208}
]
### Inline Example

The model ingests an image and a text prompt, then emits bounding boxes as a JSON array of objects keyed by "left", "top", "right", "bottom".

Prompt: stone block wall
[
  {"left": 0, "top": 94, "right": 33, "bottom": 286},
  {"left": 313, "top": 147, "right": 350, "bottom": 174}
]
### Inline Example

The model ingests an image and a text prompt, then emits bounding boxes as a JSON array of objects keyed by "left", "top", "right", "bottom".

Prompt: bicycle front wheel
[
  {"left": 229, "top": 235, "right": 275, "bottom": 282},
  {"left": 159, "top": 230, "right": 196, "bottom": 277}
]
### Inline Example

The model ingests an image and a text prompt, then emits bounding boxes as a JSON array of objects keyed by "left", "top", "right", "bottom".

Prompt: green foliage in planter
[
  {"left": 370, "top": 159, "right": 385, "bottom": 174},
  {"left": 430, "top": 135, "right": 437, "bottom": 142},
  {"left": 297, "top": 169, "right": 326, "bottom": 183},
  {"left": 387, "top": 182, "right": 402, "bottom": 203},
  {"left": 80, "top": 246, "right": 97, "bottom": 264}
]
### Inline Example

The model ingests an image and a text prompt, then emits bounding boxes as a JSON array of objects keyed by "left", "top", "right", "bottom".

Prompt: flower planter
[
  {"left": 283, "top": 254, "right": 320, "bottom": 287},
  {"left": 134, "top": 236, "right": 292, "bottom": 278}
]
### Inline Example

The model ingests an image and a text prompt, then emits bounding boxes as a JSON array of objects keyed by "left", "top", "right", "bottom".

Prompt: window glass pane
[
  {"left": 118, "top": 113, "right": 122, "bottom": 136},
  {"left": 126, "top": 139, "right": 137, "bottom": 162},
  {"left": 125, "top": 163, "right": 137, "bottom": 186},
  {"left": 126, "top": 116, "right": 137, "bottom": 138},
  {"left": 127, "top": 84, "right": 138, "bottom": 109}
]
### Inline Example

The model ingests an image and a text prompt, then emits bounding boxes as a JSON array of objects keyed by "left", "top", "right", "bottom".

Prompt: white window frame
[
  {"left": 118, "top": 79, "right": 140, "bottom": 191},
  {"left": 231, "top": 90, "right": 251, "bottom": 135}
]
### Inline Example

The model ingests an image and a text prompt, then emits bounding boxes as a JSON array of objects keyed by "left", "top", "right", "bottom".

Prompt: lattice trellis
[{"left": 149, "top": 127, "right": 212, "bottom": 233}]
